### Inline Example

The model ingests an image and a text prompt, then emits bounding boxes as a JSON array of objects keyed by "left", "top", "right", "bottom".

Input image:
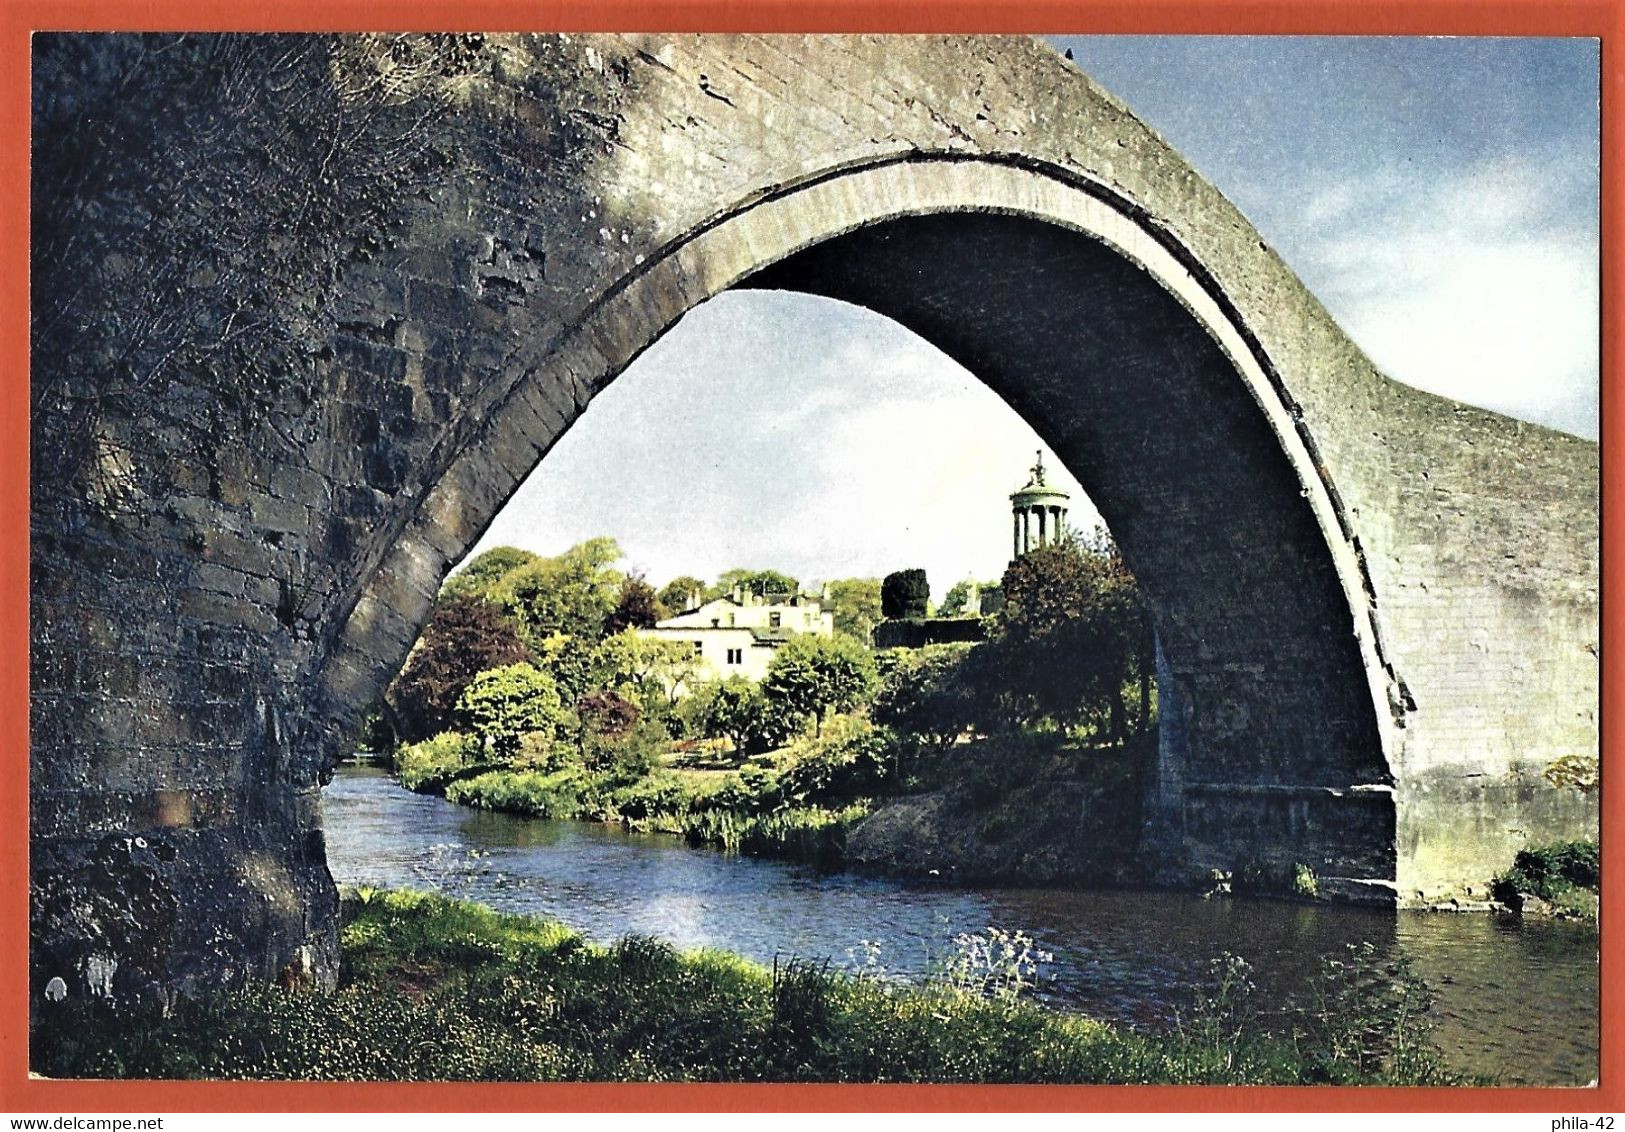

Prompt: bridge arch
[
  {"left": 30, "top": 34, "right": 1594, "bottom": 1000},
  {"left": 317, "top": 155, "right": 1400, "bottom": 898}
]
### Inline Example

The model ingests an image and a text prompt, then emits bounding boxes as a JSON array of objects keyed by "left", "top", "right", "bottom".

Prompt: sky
[{"left": 467, "top": 36, "right": 1600, "bottom": 600}]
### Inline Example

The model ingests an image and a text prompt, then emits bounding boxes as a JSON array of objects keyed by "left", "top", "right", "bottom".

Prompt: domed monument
[{"left": 1011, "top": 451, "right": 1071, "bottom": 558}]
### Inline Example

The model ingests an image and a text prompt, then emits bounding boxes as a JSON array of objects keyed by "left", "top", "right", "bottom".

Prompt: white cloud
[{"left": 1279, "top": 155, "right": 1598, "bottom": 437}]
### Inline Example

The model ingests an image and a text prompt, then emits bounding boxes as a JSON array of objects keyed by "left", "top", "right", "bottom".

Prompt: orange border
[{"left": 1, "top": 0, "right": 1618, "bottom": 1114}]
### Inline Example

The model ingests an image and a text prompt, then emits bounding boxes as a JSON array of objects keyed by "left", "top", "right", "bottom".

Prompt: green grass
[
  {"left": 444, "top": 766, "right": 589, "bottom": 819},
  {"left": 676, "top": 803, "right": 869, "bottom": 865},
  {"left": 31, "top": 888, "right": 1466, "bottom": 1085}
]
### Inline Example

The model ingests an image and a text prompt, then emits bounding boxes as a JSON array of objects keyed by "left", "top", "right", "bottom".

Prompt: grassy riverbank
[
  {"left": 32, "top": 888, "right": 1464, "bottom": 1084},
  {"left": 394, "top": 718, "right": 882, "bottom": 867},
  {"left": 392, "top": 718, "right": 1149, "bottom": 883}
]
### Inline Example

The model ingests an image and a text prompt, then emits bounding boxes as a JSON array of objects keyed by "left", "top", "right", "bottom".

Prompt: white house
[{"left": 635, "top": 590, "right": 834, "bottom": 685}]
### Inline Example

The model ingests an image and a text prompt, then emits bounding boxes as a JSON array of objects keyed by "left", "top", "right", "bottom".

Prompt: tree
[
  {"left": 712, "top": 568, "right": 799, "bottom": 601},
  {"left": 881, "top": 569, "right": 930, "bottom": 619},
  {"left": 576, "top": 689, "right": 640, "bottom": 741},
  {"left": 492, "top": 536, "right": 625, "bottom": 646},
  {"left": 604, "top": 574, "right": 663, "bottom": 634},
  {"left": 657, "top": 575, "right": 708, "bottom": 615},
  {"left": 939, "top": 578, "right": 1000, "bottom": 617},
  {"left": 596, "top": 630, "right": 703, "bottom": 721},
  {"left": 762, "top": 633, "right": 879, "bottom": 735},
  {"left": 997, "top": 533, "right": 1148, "bottom": 737},
  {"left": 454, "top": 662, "right": 567, "bottom": 760},
  {"left": 439, "top": 546, "right": 539, "bottom": 602},
  {"left": 530, "top": 632, "right": 611, "bottom": 705},
  {"left": 938, "top": 580, "right": 974, "bottom": 618},
  {"left": 704, "top": 677, "right": 801, "bottom": 756},
  {"left": 568, "top": 688, "right": 650, "bottom": 776},
  {"left": 871, "top": 644, "right": 978, "bottom": 749},
  {"left": 824, "top": 577, "right": 883, "bottom": 642},
  {"left": 386, "top": 595, "right": 532, "bottom": 742},
  {"left": 705, "top": 678, "right": 763, "bottom": 754}
]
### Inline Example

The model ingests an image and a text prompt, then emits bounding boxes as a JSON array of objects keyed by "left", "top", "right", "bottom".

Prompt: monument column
[{"left": 1009, "top": 451, "right": 1071, "bottom": 561}]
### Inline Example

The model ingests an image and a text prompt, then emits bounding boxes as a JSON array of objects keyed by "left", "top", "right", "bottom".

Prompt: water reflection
[{"left": 323, "top": 763, "right": 1597, "bottom": 1085}]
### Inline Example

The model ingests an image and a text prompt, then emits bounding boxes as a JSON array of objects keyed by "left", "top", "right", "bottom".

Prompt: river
[{"left": 322, "top": 763, "right": 1599, "bottom": 1085}]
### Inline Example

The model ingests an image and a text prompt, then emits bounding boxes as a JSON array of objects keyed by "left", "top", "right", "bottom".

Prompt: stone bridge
[{"left": 29, "top": 33, "right": 1598, "bottom": 998}]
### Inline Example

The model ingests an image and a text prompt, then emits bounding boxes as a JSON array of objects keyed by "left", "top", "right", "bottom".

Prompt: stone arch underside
[
  {"left": 29, "top": 34, "right": 1596, "bottom": 1002},
  {"left": 744, "top": 211, "right": 1398, "bottom": 894},
  {"left": 322, "top": 160, "right": 1400, "bottom": 905}
]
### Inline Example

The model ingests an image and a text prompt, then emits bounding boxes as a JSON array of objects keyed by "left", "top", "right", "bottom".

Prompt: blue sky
[
  {"left": 1057, "top": 36, "right": 1600, "bottom": 435},
  {"left": 469, "top": 36, "right": 1600, "bottom": 599}
]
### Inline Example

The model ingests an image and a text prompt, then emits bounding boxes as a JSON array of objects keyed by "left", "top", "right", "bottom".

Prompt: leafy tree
[
  {"left": 576, "top": 689, "right": 641, "bottom": 742},
  {"left": 575, "top": 689, "right": 645, "bottom": 771},
  {"left": 881, "top": 569, "right": 930, "bottom": 619},
  {"left": 823, "top": 577, "right": 883, "bottom": 642},
  {"left": 604, "top": 574, "right": 664, "bottom": 635},
  {"left": 492, "top": 536, "right": 625, "bottom": 647},
  {"left": 871, "top": 644, "right": 978, "bottom": 749},
  {"left": 997, "top": 533, "right": 1148, "bottom": 737},
  {"left": 673, "top": 679, "right": 721, "bottom": 741},
  {"left": 939, "top": 579, "right": 1000, "bottom": 618},
  {"left": 657, "top": 575, "right": 708, "bottom": 615},
  {"left": 704, "top": 678, "right": 761, "bottom": 753},
  {"left": 704, "top": 677, "right": 801, "bottom": 756},
  {"left": 440, "top": 546, "right": 539, "bottom": 602},
  {"left": 712, "top": 568, "right": 800, "bottom": 601},
  {"left": 386, "top": 595, "right": 532, "bottom": 742},
  {"left": 938, "top": 580, "right": 974, "bottom": 618},
  {"left": 530, "top": 632, "right": 612, "bottom": 706},
  {"left": 454, "top": 662, "right": 567, "bottom": 760},
  {"left": 762, "top": 633, "right": 879, "bottom": 736},
  {"left": 597, "top": 630, "right": 703, "bottom": 722}
]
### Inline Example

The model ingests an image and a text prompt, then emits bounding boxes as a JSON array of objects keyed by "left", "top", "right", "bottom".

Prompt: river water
[{"left": 323, "top": 764, "right": 1599, "bottom": 1085}]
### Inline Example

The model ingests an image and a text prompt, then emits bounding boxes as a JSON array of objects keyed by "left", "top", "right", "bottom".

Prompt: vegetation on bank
[
  {"left": 397, "top": 711, "right": 892, "bottom": 867},
  {"left": 367, "top": 534, "right": 1164, "bottom": 881},
  {"left": 32, "top": 888, "right": 1464, "bottom": 1084},
  {"left": 1490, "top": 839, "right": 1600, "bottom": 918}
]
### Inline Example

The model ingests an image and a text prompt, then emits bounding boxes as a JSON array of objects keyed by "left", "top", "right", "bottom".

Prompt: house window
[
  {"left": 726, "top": 648, "right": 743, "bottom": 665},
  {"left": 691, "top": 641, "right": 703, "bottom": 657},
  {"left": 769, "top": 612, "right": 782, "bottom": 628}
]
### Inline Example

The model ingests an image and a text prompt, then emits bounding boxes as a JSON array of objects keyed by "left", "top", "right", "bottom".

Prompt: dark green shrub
[
  {"left": 444, "top": 768, "right": 587, "bottom": 819},
  {"left": 609, "top": 775, "right": 694, "bottom": 821},
  {"left": 1490, "top": 838, "right": 1599, "bottom": 906},
  {"left": 395, "top": 731, "right": 485, "bottom": 792},
  {"left": 881, "top": 568, "right": 930, "bottom": 619}
]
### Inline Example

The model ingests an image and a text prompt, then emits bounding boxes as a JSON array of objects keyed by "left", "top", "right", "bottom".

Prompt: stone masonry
[{"left": 30, "top": 34, "right": 1598, "bottom": 1001}]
